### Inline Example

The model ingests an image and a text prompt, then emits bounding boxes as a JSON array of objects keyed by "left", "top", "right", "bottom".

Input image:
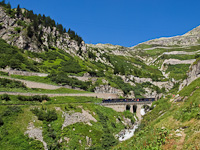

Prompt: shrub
[
  {"left": 0, "top": 71, "right": 8, "bottom": 76},
  {"left": 123, "top": 110, "right": 135, "bottom": 124},
  {"left": 17, "top": 95, "right": 50, "bottom": 102},
  {"left": 1, "top": 94, "right": 10, "bottom": 101},
  {"left": 49, "top": 73, "right": 90, "bottom": 90},
  {"left": 0, "top": 117, "right": 3, "bottom": 126},
  {"left": 14, "top": 27, "right": 21, "bottom": 33},
  {"left": 3, "top": 106, "right": 23, "bottom": 116},
  {"left": 17, "top": 20, "right": 27, "bottom": 27},
  {"left": 0, "top": 78, "right": 27, "bottom": 89},
  {"left": 88, "top": 51, "right": 96, "bottom": 60},
  {"left": 31, "top": 108, "right": 57, "bottom": 122}
]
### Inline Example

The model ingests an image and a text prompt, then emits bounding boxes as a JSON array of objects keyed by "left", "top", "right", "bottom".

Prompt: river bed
[
  {"left": 118, "top": 108, "right": 146, "bottom": 141},
  {"left": 118, "top": 123, "right": 139, "bottom": 141}
]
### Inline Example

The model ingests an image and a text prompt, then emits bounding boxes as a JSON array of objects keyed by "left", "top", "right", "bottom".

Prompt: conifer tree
[
  {"left": 16, "top": 4, "right": 21, "bottom": 17},
  {"left": 0, "top": 0, "right": 5, "bottom": 6}
]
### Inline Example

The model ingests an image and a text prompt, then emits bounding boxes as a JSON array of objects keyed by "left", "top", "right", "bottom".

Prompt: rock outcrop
[
  {"left": 25, "top": 122, "right": 48, "bottom": 150},
  {"left": 94, "top": 85, "right": 124, "bottom": 97},
  {"left": 0, "top": 6, "right": 86, "bottom": 53},
  {"left": 179, "top": 60, "right": 200, "bottom": 91},
  {"left": 134, "top": 25, "right": 200, "bottom": 47},
  {"left": 62, "top": 109, "right": 97, "bottom": 129}
]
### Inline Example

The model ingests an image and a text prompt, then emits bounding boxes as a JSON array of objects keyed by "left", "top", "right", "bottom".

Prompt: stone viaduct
[{"left": 102, "top": 101, "right": 152, "bottom": 121}]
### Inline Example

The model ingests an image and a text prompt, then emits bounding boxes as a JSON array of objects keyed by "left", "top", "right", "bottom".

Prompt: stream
[{"left": 118, "top": 108, "right": 146, "bottom": 141}]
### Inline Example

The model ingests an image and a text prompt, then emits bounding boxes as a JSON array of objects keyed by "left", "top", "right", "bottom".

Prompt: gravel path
[
  {"left": 0, "top": 92, "right": 118, "bottom": 99},
  {"left": 0, "top": 76, "right": 61, "bottom": 89},
  {"left": 163, "top": 59, "right": 196, "bottom": 65}
]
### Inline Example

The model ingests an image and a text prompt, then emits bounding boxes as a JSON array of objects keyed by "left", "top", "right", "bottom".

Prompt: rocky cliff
[
  {"left": 0, "top": 6, "right": 86, "bottom": 53},
  {"left": 1, "top": 3, "right": 200, "bottom": 98},
  {"left": 136, "top": 25, "right": 200, "bottom": 47},
  {"left": 179, "top": 60, "right": 200, "bottom": 91}
]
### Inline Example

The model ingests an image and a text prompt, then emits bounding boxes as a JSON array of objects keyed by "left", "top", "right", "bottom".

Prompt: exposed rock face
[
  {"left": 133, "top": 76, "right": 152, "bottom": 84},
  {"left": 86, "top": 136, "right": 92, "bottom": 146},
  {"left": 62, "top": 109, "right": 97, "bottom": 129},
  {"left": 94, "top": 85, "right": 124, "bottom": 96},
  {"left": 0, "top": 6, "right": 86, "bottom": 53},
  {"left": 179, "top": 60, "right": 200, "bottom": 91},
  {"left": 25, "top": 122, "right": 48, "bottom": 150},
  {"left": 135, "top": 25, "right": 200, "bottom": 47},
  {"left": 143, "top": 88, "right": 158, "bottom": 98},
  {"left": 152, "top": 81, "right": 174, "bottom": 92}
]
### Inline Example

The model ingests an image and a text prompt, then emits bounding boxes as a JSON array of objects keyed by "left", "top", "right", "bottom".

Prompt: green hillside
[
  {"left": 113, "top": 78, "right": 200, "bottom": 150},
  {"left": 0, "top": 0, "right": 200, "bottom": 149}
]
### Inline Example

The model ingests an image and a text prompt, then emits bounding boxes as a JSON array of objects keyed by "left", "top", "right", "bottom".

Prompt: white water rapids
[
  {"left": 118, "top": 124, "right": 139, "bottom": 141},
  {"left": 140, "top": 108, "right": 146, "bottom": 116},
  {"left": 118, "top": 108, "right": 146, "bottom": 141}
]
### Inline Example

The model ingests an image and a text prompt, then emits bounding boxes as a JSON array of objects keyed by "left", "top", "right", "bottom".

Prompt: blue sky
[{"left": 7, "top": 0, "right": 200, "bottom": 47}]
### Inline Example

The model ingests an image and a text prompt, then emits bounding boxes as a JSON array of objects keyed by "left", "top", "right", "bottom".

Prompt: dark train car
[{"left": 102, "top": 98, "right": 155, "bottom": 103}]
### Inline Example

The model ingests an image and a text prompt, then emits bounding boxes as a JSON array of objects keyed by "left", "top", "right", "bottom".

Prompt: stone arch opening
[
  {"left": 126, "top": 105, "right": 131, "bottom": 111},
  {"left": 133, "top": 105, "right": 137, "bottom": 113}
]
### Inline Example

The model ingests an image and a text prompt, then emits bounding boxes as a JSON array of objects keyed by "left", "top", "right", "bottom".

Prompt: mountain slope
[
  {"left": 0, "top": 1, "right": 200, "bottom": 149},
  {"left": 113, "top": 67, "right": 200, "bottom": 149}
]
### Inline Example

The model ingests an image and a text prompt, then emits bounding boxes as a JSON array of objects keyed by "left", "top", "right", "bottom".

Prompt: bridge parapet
[{"left": 101, "top": 101, "right": 152, "bottom": 106}]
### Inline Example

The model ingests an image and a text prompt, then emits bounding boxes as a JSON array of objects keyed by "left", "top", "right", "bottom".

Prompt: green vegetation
[
  {"left": 109, "top": 55, "right": 163, "bottom": 81},
  {"left": 49, "top": 72, "right": 91, "bottom": 90},
  {"left": 0, "top": 1, "right": 83, "bottom": 45},
  {"left": 10, "top": 75, "right": 57, "bottom": 85},
  {"left": 159, "top": 54, "right": 196, "bottom": 60},
  {"left": 0, "top": 71, "right": 8, "bottom": 76},
  {"left": 0, "top": 76, "right": 90, "bottom": 94},
  {"left": 179, "top": 77, "right": 200, "bottom": 96},
  {"left": 0, "top": 39, "right": 39, "bottom": 71},
  {"left": 1, "top": 1, "right": 200, "bottom": 149},
  {"left": 0, "top": 78, "right": 26, "bottom": 89},
  {"left": 0, "top": 100, "right": 129, "bottom": 150},
  {"left": 123, "top": 110, "right": 135, "bottom": 124},
  {"left": 1, "top": 94, "right": 10, "bottom": 101},
  {"left": 0, "top": 95, "right": 101, "bottom": 105},
  {"left": 17, "top": 95, "right": 50, "bottom": 102},
  {"left": 140, "top": 45, "right": 200, "bottom": 57},
  {"left": 0, "top": 105, "right": 44, "bottom": 150},
  {"left": 114, "top": 78, "right": 200, "bottom": 150},
  {"left": 166, "top": 64, "right": 190, "bottom": 80},
  {"left": 0, "top": 86, "right": 90, "bottom": 94},
  {"left": 31, "top": 107, "right": 57, "bottom": 122}
]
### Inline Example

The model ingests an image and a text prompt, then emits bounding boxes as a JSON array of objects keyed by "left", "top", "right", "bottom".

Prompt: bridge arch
[
  {"left": 126, "top": 105, "right": 131, "bottom": 111},
  {"left": 132, "top": 105, "right": 137, "bottom": 113},
  {"left": 102, "top": 101, "right": 153, "bottom": 121}
]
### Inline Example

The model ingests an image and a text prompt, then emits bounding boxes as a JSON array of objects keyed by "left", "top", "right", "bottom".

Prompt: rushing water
[
  {"left": 140, "top": 108, "right": 146, "bottom": 116},
  {"left": 118, "top": 123, "right": 139, "bottom": 141},
  {"left": 118, "top": 108, "right": 146, "bottom": 141}
]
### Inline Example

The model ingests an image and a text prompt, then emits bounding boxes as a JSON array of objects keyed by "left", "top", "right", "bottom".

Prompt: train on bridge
[{"left": 102, "top": 98, "right": 155, "bottom": 103}]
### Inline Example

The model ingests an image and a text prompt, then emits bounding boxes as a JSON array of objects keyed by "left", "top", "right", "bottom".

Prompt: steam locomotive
[{"left": 102, "top": 98, "right": 155, "bottom": 103}]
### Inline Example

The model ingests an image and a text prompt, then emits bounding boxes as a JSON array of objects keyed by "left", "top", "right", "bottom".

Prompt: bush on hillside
[
  {"left": 0, "top": 117, "right": 3, "bottom": 126},
  {"left": 31, "top": 108, "right": 57, "bottom": 122},
  {"left": 0, "top": 78, "right": 27, "bottom": 89},
  {"left": 0, "top": 39, "right": 39, "bottom": 71},
  {"left": 49, "top": 73, "right": 90, "bottom": 90},
  {"left": 0, "top": 71, "right": 8, "bottom": 76},
  {"left": 1, "top": 94, "right": 10, "bottom": 101},
  {"left": 3, "top": 106, "right": 23, "bottom": 116},
  {"left": 17, "top": 95, "right": 50, "bottom": 102}
]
